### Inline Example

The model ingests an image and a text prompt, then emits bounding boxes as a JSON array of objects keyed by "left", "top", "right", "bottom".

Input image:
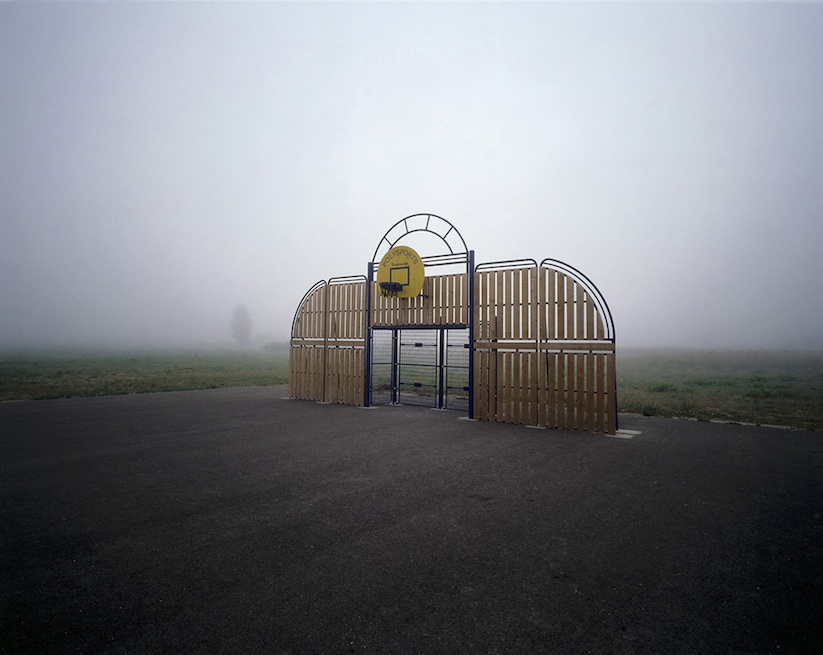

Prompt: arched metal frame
[
  {"left": 372, "top": 213, "right": 469, "bottom": 264},
  {"left": 290, "top": 279, "right": 326, "bottom": 339},
  {"left": 290, "top": 213, "right": 618, "bottom": 433},
  {"left": 472, "top": 257, "right": 618, "bottom": 432},
  {"left": 366, "top": 213, "right": 475, "bottom": 413},
  {"left": 290, "top": 275, "right": 368, "bottom": 406},
  {"left": 540, "top": 258, "right": 615, "bottom": 341}
]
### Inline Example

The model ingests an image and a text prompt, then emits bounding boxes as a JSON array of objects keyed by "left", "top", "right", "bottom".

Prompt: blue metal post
[
  {"left": 364, "top": 262, "right": 373, "bottom": 407},
  {"left": 468, "top": 249, "right": 475, "bottom": 419}
]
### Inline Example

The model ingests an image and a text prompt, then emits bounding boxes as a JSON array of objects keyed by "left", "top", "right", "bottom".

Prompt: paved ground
[{"left": 2, "top": 386, "right": 821, "bottom": 654}]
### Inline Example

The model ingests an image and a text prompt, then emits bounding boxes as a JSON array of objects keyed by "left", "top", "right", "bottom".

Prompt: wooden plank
[
  {"left": 585, "top": 291, "right": 594, "bottom": 341},
  {"left": 505, "top": 269, "right": 513, "bottom": 340},
  {"left": 555, "top": 271, "right": 565, "bottom": 340},
  {"left": 452, "top": 273, "right": 459, "bottom": 325},
  {"left": 547, "top": 350, "right": 557, "bottom": 428},
  {"left": 357, "top": 282, "right": 365, "bottom": 339},
  {"left": 326, "top": 347, "right": 335, "bottom": 403},
  {"left": 475, "top": 272, "right": 483, "bottom": 340},
  {"left": 512, "top": 269, "right": 521, "bottom": 340},
  {"left": 328, "top": 285, "right": 336, "bottom": 339},
  {"left": 461, "top": 272, "right": 466, "bottom": 323},
  {"left": 352, "top": 282, "right": 360, "bottom": 339},
  {"left": 576, "top": 286, "right": 585, "bottom": 341},
  {"left": 560, "top": 352, "right": 570, "bottom": 429},
  {"left": 429, "top": 277, "right": 437, "bottom": 325},
  {"left": 345, "top": 284, "right": 353, "bottom": 339},
  {"left": 522, "top": 351, "right": 531, "bottom": 425},
  {"left": 537, "top": 341, "right": 615, "bottom": 351},
  {"left": 340, "top": 347, "right": 347, "bottom": 404},
  {"left": 512, "top": 351, "right": 521, "bottom": 424},
  {"left": 355, "top": 348, "right": 364, "bottom": 405},
  {"left": 576, "top": 352, "right": 586, "bottom": 431},
  {"left": 606, "top": 352, "right": 617, "bottom": 434},
  {"left": 330, "top": 285, "right": 339, "bottom": 338},
  {"left": 293, "top": 338, "right": 365, "bottom": 348},
  {"left": 345, "top": 283, "right": 353, "bottom": 338},
  {"left": 477, "top": 341, "right": 537, "bottom": 351},
  {"left": 529, "top": 267, "right": 538, "bottom": 341},
  {"left": 347, "top": 347, "right": 357, "bottom": 405},
  {"left": 566, "top": 352, "right": 575, "bottom": 429},
  {"left": 341, "top": 347, "right": 347, "bottom": 404},
  {"left": 505, "top": 350, "right": 513, "bottom": 423},
  {"left": 473, "top": 273, "right": 481, "bottom": 340},
  {"left": 483, "top": 271, "right": 491, "bottom": 340},
  {"left": 537, "top": 347, "right": 546, "bottom": 426},
  {"left": 478, "top": 349, "right": 488, "bottom": 421},
  {"left": 538, "top": 268, "right": 547, "bottom": 341},
  {"left": 586, "top": 353, "right": 595, "bottom": 432},
  {"left": 529, "top": 352, "right": 540, "bottom": 425},
  {"left": 595, "top": 352, "right": 605, "bottom": 433}
]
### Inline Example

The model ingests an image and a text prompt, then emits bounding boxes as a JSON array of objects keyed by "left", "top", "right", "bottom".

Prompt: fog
[{"left": 2, "top": 2, "right": 821, "bottom": 351}]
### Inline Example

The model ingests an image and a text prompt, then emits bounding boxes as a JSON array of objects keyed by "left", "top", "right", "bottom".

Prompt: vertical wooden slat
[
  {"left": 530, "top": 267, "right": 538, "bottom": 341},
  {"left": 477, "top": 350, "right": 487, "bottom": 421},
  {"left": 585, "top": 292, "right": 594, "bottom": 341},
  {"left": 512, "top": 350, "right": 521, "bottom": 424},
  {"left": 576, "top": 352, "right": 585, "bottom": 431},
  {"left": 562, "top": 352, "right": 570, "bottom": 429},
  {"left": 529, "top": 349, "right": 542, "bottom": 425},
  {"left": 461, "top": 271, "right": 468, "bottom": 325},
  {"left": 512, "top": 269, "right": 521, "bottom": 340},
  {"left": 506, "top": 270, "right": 514, "bottom": 339},
  {"left": 552, "top": 351, "right": 561, "bottom": 429},
  {"left": 569, "top": 351, "right": 576, "bottom": 429},
  {"left": 521, "top": 351, "right": 530, "bottom": 424},
  {"left": 586, "top": 353, "right": 595, "bottom": 432},
  {"left": 555, "top": 272, "right": 565, "bottom": 341},
  {"left": 595, "top": 352, "right": 605, "bottom": 433},
  {"left": 483, "top": 271, "right": 490, "bottom": 339},
  {"left": 505, "top": 351, "right": 514, "bottom": 422},
  {"left": 606, "top": 352, "right": 617, "bottom": 434},
  {"left": 450, "top": 273, "right": 457, "bottom": 325}
]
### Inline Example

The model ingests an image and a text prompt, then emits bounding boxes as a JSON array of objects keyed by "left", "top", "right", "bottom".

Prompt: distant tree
[{"left": 230, "top": 304, "right": 253, "bottom": 347}]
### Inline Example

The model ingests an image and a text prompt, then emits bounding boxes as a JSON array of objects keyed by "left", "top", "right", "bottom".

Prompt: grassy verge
[
  {"left": 0, "top": 350, "right": 290, "bottom": 401},
  {"left": 617, "top": 349, "right": 823, "bottom": 431},
  {"left": 2, "top": 348, "right": 821, "bottom": 431}
]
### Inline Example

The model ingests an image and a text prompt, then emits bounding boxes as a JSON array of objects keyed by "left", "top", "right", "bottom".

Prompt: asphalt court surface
[{"left": 2, "top": 386, "right": 822, "bottom": 654}]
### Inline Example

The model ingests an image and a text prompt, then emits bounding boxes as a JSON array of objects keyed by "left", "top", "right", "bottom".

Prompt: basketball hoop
[{"left": 379, "top": 281, "right": 403, "bottom": 298}]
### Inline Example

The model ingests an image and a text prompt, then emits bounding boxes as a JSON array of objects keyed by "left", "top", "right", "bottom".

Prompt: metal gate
[{"left": 370, "top": 327, "right": 470, "bottom": 411}]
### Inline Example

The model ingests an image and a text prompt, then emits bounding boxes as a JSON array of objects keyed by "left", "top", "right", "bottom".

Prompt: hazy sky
[{"left": 1, "top": 1, "right": 821, "bottom": 350}]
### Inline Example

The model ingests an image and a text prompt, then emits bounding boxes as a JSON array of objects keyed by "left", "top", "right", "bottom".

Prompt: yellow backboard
[{"left": 376, "top": 246, "right": 425, "bottom": 298}]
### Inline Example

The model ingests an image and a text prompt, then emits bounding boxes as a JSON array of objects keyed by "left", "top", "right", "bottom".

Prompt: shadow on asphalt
[{"left": 2, "top": 385, "right": 822, "bottom": 654}]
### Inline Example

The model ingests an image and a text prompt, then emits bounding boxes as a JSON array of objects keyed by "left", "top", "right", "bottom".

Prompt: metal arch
[
  {"left": 475, "top": 258, "right": 539, "bottom": 272},
  {"left": 539, "top": 258, "right": 616, "bottom": 341},
  {"left": 372, "top": 213, "right": 469, "bottom": 263},
  {"left": 328, "top": 275, "right": 367, "bottom": 286},
  {"left": 290, "top": 279, "right": 327, "bottom": 338},
  {"left": 291, "top": 275, "right": 367, "bottom": 338}
]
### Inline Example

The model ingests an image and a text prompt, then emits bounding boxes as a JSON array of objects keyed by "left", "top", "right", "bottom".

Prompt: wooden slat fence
[
  {"left": 371, "top": 272, "right": 469, "bottom": 327},
  {"left": 474, "top": 261, "right": 616, "bottom": 433},
  {"left": 290, "top": 262, "right": 616, "bottom": 433},
  {"left": 290, "top": 277, "right": 367, "bottom": 405}
]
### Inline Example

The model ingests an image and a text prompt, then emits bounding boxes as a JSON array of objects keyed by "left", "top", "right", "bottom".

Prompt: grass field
[
  {"left": 1, "top": 347, "right": 821, "bottom": 431},
  {"left": 617, "top": 348, "right": 823, "bottom": 431},
  {"left": 0, "top": 350, "right": 290, "bottom": 402}
]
